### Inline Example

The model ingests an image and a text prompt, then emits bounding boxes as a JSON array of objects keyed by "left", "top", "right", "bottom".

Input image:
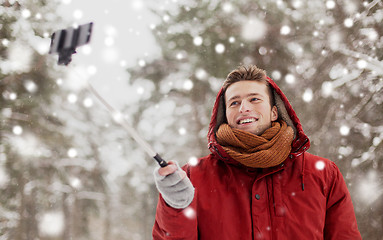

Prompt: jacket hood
[{"left": 207, "top": 76, "right": 310, "bottom": 164}]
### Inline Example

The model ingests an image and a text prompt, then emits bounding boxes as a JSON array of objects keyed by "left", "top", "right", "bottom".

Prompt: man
[{"left": 153, "top": 65, "right": 362, "bottom": 239}]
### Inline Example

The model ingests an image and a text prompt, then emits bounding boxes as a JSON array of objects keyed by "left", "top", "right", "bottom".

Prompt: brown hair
[{"left": 223, "top": 65, "right": 275, "bottom": 107}]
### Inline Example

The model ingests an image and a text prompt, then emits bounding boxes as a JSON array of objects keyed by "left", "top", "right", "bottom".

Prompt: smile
[{"left": 237, "top": 118, "right": 258, "bottom": 125}]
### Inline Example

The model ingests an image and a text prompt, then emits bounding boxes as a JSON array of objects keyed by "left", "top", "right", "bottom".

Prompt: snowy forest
[{"left": 1, "top": 0, "right": 382, "bottom": 239}]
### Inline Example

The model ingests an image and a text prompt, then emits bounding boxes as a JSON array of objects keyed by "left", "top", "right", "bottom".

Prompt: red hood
[{"left": 207, "top": 76, "right": 310, "bottom": 165}]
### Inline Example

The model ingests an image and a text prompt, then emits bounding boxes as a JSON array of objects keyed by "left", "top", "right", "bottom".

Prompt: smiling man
[
  {"left": 224, "top": 80, "right": 278, "bottom": 135},
  {"left": 152, "top": 65, "right": 362, "bottom": 239}
]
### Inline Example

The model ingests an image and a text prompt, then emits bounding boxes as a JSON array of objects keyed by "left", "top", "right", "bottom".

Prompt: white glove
[{"left": 153, "top": 161, "right": 195, "bottom": 209}]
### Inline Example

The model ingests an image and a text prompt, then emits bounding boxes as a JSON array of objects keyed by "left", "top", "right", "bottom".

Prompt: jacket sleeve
[
  {"left": 152, "top": 165, "right": 198, "bottom": 240},
  {"left": 324, "top": 162, "right": 362, "bottom": 240}
]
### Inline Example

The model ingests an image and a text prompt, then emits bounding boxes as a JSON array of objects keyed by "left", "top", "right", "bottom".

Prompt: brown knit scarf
[{"left": 216, "top": 120, "right": 294, "bottom": 168}]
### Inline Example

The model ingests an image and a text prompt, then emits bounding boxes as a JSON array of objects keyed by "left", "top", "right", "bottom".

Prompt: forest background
[{"left": 1, "top": 0, "right": 382, "bottom": 239}]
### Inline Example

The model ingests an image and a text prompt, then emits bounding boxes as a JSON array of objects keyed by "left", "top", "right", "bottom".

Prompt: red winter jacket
[{"left": 153, "top": 77, "right": 362, "bottom": 240}]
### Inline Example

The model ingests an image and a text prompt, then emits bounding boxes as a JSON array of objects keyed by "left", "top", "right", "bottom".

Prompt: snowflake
[
  {"left": 315, "top": 160, "right": 325, "bottom": 171},
  {"left": 215, "top": 43, "right": 225, "bottom": 54}
]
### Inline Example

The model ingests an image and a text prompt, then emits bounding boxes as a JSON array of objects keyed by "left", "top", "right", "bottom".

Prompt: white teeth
[{"left": 239, "top": 118, "right": 256, "bottom": 124}]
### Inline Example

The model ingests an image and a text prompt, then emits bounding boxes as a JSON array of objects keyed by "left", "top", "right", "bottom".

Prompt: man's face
[{"left": 225, "top": 80, "right": 278, "bottom": 135}]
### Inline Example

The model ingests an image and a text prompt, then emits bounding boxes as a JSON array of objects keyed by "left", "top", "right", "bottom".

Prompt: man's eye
[
  {"left": 230, "top": 101, "right": 239, "bottom": 106},
  {"left": 250, "top": 97, "right": 259, "bottom": 102}
]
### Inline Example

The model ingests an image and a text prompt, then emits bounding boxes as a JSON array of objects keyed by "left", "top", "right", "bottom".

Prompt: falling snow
[
  {"left": 340, "top": 125, "right": 351, "bottom": 136},
  {"left": 302, "top": 88, "right": 313, "bottom": 102},
  {"left": 271, "top": 71, "right": 282, "bottom": 80},
  {"left": 38, "top": 212, "right": 65, "bottom": 237},
  {"left": 67, "top": 148, "right": 78, "bottom": 158},
  {"left": 1, "top": 0, "right": 382, "bottom": 239},
  {"left": 315, "top": 160, "right": 325, "bottom": 171},
  {"left": 183, "top": 79, "right": 194, "bottom": 90},
  {"left": 285, "top": 74, "right": 296, "bottom": 84},
  {"left": 280, "top": 25, "right": 291, "bottom": 35},
  {"left": 183, "top": 207, "right": 196, "bottom": 219},
  {"left": 188, "top": 156, "right": 198, "bottom": 166},
  {"left": 241, "top": 17, "right": 267, "bottom": 41},
  {"left": 67, "top": 93, "right": 78, "bottom": 103},
  {"left": 344, "top": 18, "right": 354, "bottom": 28},
  {"left": 193, "top": 36, "right": 203, "bottom": 46},
  {"left": 12, "top": 125, "right": 23, "bottom": 135},
  {"left": 356, "top": 170, "right": 382, "bottom": 205},
  {"left": 83, "top": 97, "right": 94, "bottom": 107},
  {"left": 326, "top": 0, "right": 336, "bottom": 9},
  {"left": 215, "top": 43, "right": 225, "bottom": 54}
]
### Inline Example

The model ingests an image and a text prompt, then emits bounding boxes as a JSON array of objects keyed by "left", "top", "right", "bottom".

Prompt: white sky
[{"left": 56, "top": 0, "right": 161, "bottom": 108}]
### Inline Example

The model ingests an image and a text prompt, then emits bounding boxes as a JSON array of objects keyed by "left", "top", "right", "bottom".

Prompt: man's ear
[{"left": 271, "top": 105, "right": 278, "bottom": 121}]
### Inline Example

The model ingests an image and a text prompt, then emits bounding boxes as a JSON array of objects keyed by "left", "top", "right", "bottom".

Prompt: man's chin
[
  {"left": 235, "top": 125, "right": 260, "bottom": 135},
  {"left": 238, "top": 125, "right": 270, "bottom": 136}
]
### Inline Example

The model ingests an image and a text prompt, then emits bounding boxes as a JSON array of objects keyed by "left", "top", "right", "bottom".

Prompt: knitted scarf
[{"left": 216, "top": 120, "right": 294, "bottom": 168}]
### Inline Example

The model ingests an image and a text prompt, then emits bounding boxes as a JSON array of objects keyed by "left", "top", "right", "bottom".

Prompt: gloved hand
[{"left": 153, "top": 161, "right": 195, "bottom": 209}]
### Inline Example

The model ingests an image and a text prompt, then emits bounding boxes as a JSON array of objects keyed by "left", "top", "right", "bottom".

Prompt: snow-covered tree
[
  {"left": 1, "top": 0, "right": 381, "bottom": 239},
  {"left": 0, "top": 1, "right": 112, "bottom": 239},
  {"left": 0, "top": 1, "right": 70, "bottom": 239}
]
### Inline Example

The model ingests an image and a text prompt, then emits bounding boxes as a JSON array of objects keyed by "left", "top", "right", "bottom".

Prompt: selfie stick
[
  {"left": 87, "top": 83, "right": 168, "bottom": 167},
  {"left": 49, "top": 22, "right": 168, "bottom": 167}
]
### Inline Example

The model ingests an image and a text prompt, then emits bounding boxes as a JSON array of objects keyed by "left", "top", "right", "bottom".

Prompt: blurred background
[{"left": 1, "top": 0, "right": 382, "bottom": 239}]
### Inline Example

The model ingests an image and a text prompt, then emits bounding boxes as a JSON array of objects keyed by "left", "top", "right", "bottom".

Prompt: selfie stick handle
[{"left": 87, "top": 82, "right": 168, "bottom": 167}]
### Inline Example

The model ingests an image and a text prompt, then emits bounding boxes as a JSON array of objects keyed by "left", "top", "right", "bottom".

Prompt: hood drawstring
[
  {"left": 293, "top": 138, "right": 309, "bottom": 192},
  {"left": 301, "top": 152, "right": 306, "bottom": 191}
]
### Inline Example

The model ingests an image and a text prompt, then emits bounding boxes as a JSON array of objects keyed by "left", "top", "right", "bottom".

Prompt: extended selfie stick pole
[
  {"left": 49, "top": 22, "right": 167, "bottom": 167},
  {"left": 87, "top": 83, "right": 168, "bottom": 167}
]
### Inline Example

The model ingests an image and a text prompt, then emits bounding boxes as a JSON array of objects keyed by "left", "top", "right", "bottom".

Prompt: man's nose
[{"left": 239, "top": 101, "right": 250, "bottom": 113}]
